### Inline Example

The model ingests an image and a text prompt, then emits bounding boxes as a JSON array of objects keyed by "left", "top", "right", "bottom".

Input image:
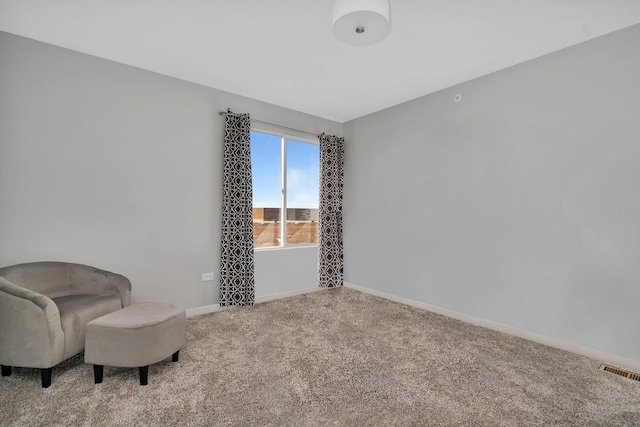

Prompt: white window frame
[{"left": 251, "top": 125, "right": 319, "bottom": 251}]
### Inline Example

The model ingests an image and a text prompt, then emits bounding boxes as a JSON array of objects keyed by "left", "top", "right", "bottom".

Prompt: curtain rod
[{"left": 218, "top": 109, "right": 322, "bottom": 139}]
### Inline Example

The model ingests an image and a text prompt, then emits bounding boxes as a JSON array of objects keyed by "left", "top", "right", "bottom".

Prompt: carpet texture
[{"left": 1, "top": 287, "right": 639, "bottom": 426}]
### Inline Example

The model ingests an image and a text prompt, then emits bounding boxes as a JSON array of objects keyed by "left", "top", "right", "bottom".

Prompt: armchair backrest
[{"left": 0, "top": 262, "right": 131, "bottom": 307}]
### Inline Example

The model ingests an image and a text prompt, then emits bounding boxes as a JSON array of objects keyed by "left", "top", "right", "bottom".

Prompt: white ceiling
[{"left": 1, "top": 1, "right": 640, "bottom": 123}]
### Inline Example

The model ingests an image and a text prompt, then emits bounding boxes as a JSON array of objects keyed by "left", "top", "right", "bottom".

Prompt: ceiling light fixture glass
[{"left": 332, "top": 0, "right": 391, "bottom": 46}]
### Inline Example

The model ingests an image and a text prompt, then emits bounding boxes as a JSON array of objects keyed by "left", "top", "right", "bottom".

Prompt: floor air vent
[{"left": 599, "top": 364, "right": 640, "bottom": 382}]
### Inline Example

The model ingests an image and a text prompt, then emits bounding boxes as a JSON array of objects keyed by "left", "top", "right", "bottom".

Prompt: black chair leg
[
  {"left": 41, "top": 368, "right": 52, "bottom": 388},
  {"left": 93, "top": 365, "right": 104, "bottom": 384},
  {"left": 139, "top": 366, "right": 148, "bottom": 386},
  {"left": 1, "top": 365, "right": 11, "bottom": 377},
  {"left": 172, "top": 350, "right": 179, "bottom": 362}
]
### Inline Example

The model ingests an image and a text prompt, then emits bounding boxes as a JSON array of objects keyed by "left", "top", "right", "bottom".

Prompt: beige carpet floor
[{"left": 1, "top": 287, "right": 639, "bottom": 426}]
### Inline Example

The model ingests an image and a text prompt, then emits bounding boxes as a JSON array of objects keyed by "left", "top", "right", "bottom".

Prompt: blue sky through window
[{"left": 250, "top": 131, "right": 319, "bottom": 209}]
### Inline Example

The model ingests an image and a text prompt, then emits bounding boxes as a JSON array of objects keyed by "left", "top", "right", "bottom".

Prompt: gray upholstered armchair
[{"left": 0, "top": 262, "right": 131, "bottom": 387}]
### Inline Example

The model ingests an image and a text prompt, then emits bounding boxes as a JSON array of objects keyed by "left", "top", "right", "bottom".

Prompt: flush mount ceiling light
[{"left": 332, "top": 0, "right": 391, "bottom": 46}]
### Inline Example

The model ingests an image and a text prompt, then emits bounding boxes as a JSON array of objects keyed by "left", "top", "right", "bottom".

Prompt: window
[{"left": 251, "top": 130, "right": 319, "bottom": 249}]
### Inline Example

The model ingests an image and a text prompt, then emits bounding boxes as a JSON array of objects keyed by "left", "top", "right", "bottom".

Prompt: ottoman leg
[
  {"left": 1, "top": 365, "right": 11, "bottom": 377},
  {"left": 93, "top": 365, "right": 104, "bottom": 384},
  {"left": 41, "top": 368, "right": 52, "bottom": 388},
  {"left": 172, "top": 350, "right": 179, "bottom": 362},
  {"left": 139, "top": 366, "right": 148, "bottom": 386}
]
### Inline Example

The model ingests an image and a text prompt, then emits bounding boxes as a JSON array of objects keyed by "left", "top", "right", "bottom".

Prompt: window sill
[{"left": 255, "top": 245, "right": 319, "bottom": 252}]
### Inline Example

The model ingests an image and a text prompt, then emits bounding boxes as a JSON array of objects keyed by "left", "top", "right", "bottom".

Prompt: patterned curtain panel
[
  {"left": 318, "top": 133, "right": 345, "bottom": 288},
  {"left": 219, "top": 111, "right": 255, "bottom": 306}
]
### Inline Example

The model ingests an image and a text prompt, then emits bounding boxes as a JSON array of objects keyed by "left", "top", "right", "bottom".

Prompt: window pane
[
  {"left": 285, "top": 140, "right": 319, "bottom": 246},
  {"left": 251, "top": 131, "right": 282, "bottom": 248}
]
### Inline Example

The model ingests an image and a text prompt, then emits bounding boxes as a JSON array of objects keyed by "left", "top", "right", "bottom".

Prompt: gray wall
[
  {"left": 343, "top": 24, "right": 640, "bottom": 361},
  {"left": 0, "top": 31, "right": 340, "bottom": 308}
]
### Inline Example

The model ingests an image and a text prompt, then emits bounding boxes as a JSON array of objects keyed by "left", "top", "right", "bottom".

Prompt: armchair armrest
[{"left": 0, "top": 277, "right": 65, "bottom": 368}]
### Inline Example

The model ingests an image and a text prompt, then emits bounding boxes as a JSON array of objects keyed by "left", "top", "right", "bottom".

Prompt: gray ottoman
[{"left": 85, "top": 302, "right": 186, "bottom": 385}]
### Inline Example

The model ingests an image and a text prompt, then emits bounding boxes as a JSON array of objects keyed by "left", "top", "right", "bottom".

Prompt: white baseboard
[
  {"left": 344, "top": 281, "right": 640, "bottom": 372},
  {"left": 186, "top": 286, "right": 324, "bottom": 318},
  {"left": 186, "top": 304, "right": 222, "bottom": 318},
  {"left": 255, "top": 286, "right": 325, "bottom": 304}
]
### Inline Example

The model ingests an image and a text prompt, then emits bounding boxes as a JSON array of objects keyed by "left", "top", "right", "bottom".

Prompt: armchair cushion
[{"left": 54, "top": 293, "right": 123, "bottom": 359}]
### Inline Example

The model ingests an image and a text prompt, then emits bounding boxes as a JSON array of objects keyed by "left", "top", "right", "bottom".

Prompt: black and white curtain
[
  {"left": 219, "top": 110, "right": 255, "bottom": 306},
  {"left": 318, "top": 133, "right": 345, "bottom": 288}
]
